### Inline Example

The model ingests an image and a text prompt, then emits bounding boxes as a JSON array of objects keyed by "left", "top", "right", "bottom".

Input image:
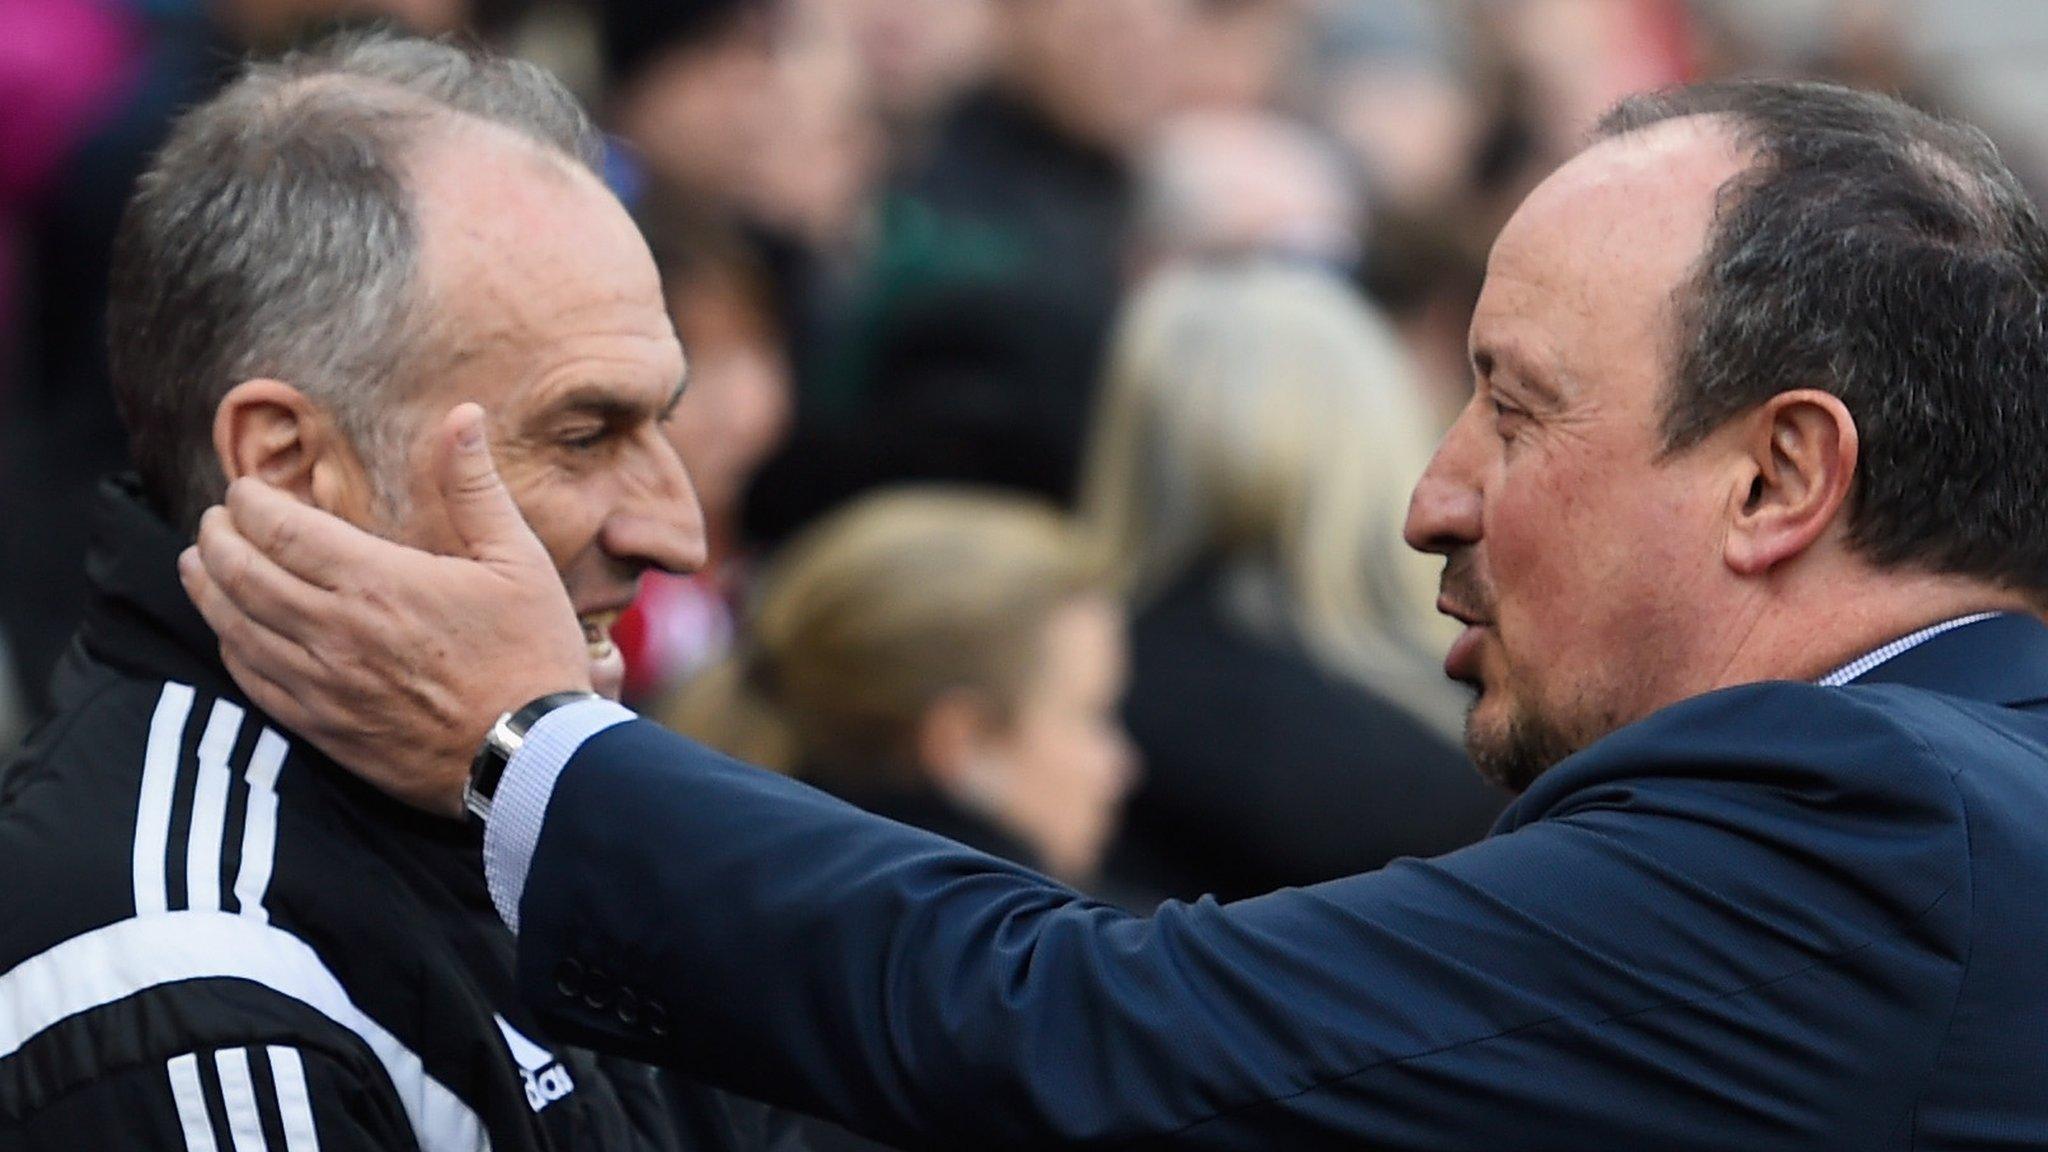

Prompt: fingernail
[{"left": 456, "top": 405, "right": 487, "bottom": 452}]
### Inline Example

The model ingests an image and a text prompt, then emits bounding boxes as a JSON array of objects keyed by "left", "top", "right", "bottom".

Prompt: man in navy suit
[{"left": 183, "top": 78, "right": 2048, "bottom": 1146}]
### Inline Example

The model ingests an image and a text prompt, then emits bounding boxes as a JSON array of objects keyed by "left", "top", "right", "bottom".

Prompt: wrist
[{"left": 466, "top": 690, "right": 605, "bottom": 822}]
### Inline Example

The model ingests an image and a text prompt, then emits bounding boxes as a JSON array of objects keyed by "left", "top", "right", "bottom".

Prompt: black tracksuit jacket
[{"left": 0, "top": 480, "right": 764, "bottom": 1152}]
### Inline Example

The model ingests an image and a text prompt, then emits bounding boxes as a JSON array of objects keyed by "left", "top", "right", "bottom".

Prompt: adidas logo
[{"left": 495, "top": 1014, "right": 577, "bottom": 1113}]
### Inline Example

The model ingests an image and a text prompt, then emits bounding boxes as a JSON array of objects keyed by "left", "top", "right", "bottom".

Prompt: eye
[
  {"left": 1489, "top": 397, "right": 1528, "bottom": 440},
  {"left": 556, "top": 423, "right": 611, "bottom": 452}
]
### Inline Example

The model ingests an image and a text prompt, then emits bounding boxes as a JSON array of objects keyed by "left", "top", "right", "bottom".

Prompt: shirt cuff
[{"left": 482, "top": 697, "right": 636, "bottom": 933}]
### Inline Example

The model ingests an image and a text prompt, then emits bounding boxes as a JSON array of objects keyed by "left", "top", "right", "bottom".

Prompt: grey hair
[{"left": 107, "top": 31, "right": 604, "bottom": 534}]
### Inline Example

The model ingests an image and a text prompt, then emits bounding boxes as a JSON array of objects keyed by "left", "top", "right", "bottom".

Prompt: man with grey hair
[
  {"left": 0, "top": 32, "right": 750, "bottom": 1150},
  {"left": 185, "top": 76, "right": 2048, "bottom": 1148}
]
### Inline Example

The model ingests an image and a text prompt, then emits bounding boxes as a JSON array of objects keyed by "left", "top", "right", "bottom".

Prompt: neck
[{"left": 1708, "top": 566, "right": 2037, "bottom": 691}]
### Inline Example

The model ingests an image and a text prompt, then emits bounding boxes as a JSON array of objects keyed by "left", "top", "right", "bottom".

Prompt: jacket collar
[
  {"left": 1841, "top": 611, "right": 2048, "bottom": 707},
  {"left": 72, "top": 476, "right": 484, "bottom": 845},
  {"left": 74, "top": 476, "right": 236, "bottom": 697}
]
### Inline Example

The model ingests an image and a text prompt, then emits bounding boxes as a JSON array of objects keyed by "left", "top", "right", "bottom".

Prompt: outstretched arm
[
  {"left": 183, "top": 404, "right": 1962, "bottom": 1150},
  {"left": 499, "top": 687, "right": 1959, "bottom": 1151}
]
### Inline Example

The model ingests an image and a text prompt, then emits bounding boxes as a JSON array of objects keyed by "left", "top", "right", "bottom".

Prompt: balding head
[
  {"left": 108, "top": 32, "right": 603, "bottom": 534},
  {"left": 1486, "top": 115, "right": 1750, "bottom": 422},
  {"left": 1404, "top": 81, "right": 2048, "bottom": 791},
  {"left": 1593, "top": 80, "right": 2048, "bottom": 595}
]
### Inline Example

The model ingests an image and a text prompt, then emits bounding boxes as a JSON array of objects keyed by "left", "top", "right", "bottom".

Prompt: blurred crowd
[{"left": 3, "top": 0, "right": 2039, "bottom": 904}]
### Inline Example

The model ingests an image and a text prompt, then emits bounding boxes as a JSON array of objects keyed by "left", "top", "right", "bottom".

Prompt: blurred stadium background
[{"left": 6, "top": 0, "right": 2047, "bottom": 898}]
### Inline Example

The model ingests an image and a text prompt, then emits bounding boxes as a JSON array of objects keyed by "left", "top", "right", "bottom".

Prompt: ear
[
  {"left": 212, "top": 379, "right": 377, "bottom": 522},
  {"left": 915, "top": 687, "right": 1004, "bottom": 790},
  {"left": 1723, "top": 389, "right": 1859, "bottom": 577}
]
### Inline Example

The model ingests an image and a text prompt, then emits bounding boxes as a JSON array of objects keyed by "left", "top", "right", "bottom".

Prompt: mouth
[
  {"left": 579, "top": 610, "right": 622, "bottom": 660},
  {"left": 1444, "top": 623, "right": 1488, "bottom": 684},
  {"left": 1435, "top": 595, "right": 1486, "bottom": 629},
  {"left": 1436, "top": 596, "right": 1493, "bottom": 686}
]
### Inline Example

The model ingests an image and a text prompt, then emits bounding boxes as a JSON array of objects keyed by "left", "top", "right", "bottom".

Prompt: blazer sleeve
[{"left": 514, "top": 684, "right": 1972, "bottom": 1151}]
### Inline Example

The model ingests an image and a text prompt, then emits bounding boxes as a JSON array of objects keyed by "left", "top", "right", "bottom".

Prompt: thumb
[{"left": 436, "top": 403, "right": 549, "bottom": 569}]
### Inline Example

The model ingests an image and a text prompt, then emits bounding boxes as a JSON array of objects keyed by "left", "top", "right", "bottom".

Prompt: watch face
[{"left": 471, "top": 694, "right": 601, "bottom": 817}]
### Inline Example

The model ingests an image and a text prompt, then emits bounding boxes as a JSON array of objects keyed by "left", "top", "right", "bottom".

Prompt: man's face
[
  {"left": 1403, "top": 118, "right": 1752, "bottom": 791},
  {"left": 381, "top": 127, "right": 706, "bottom": 692}
]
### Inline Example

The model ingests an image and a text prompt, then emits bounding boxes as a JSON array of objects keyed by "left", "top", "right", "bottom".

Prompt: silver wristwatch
[{"left": 464, "top": 691, "right": 603, "bottom": 822}]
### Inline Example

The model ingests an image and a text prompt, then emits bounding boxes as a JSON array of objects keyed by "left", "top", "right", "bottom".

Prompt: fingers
[
  {"left": 217, "top": 645, "right": 314, "bottom": 742},
  {"left": 189, "top": 507, "right": 332, "bottom": 643},
  {"left": 434, "top": 402, "right": 552, "bottom": 570},
  {"left": 179, "top": 543, "right": 334, "bottom": 718},
  {"left": 219, "top": 477, "right": 364, "bottom": 591}
]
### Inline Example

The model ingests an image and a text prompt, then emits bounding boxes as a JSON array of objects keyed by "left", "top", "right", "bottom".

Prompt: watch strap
[{"left": 466, "top": 690, "right": 603, "bottom": 821}]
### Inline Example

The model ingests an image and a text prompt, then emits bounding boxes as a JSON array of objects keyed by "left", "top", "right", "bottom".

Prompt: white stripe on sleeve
[
  {"left": 135, "top": 683, "right": 197, "bottom": 917},
  {"left": 214, "top": 1047, "right": 272, "bottom": 1152},
  {"left": 233, "top": 728, "right": 290, "bottom": 923},
  {"left": 265, "top": 1047, "right": 323, "bottom": 1152},
  {"left": 167, "top": 1051, "right": 222, "bottom": 1152},
  {"left": 186, "top": 700, "right": 248, "bottom": 913},
  {"left": 0, "top": 912, "right": 489, "bottom": 1151}
]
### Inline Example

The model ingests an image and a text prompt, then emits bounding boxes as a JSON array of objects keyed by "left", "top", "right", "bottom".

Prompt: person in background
[
  {"left": 1306, "top": 0, "right": 1484, "bottom": 222},
  {"left": 667, "top": 488, "right": 1140, "bottom": 896},
  {"left": 1168, "top": 0, "right": 1309, "bottom": 114},
  {"left": 1079, "top": 262, "right": 1503, "bottom": 903},
  {"left": 744, "top": 0, "right": 1191, "bottom": 542},
  {"left": 0, "top": 0, "right": 138, "bottom": 391},
  {"left": 596, "top": 0, "right": 882, "bottom": 456},
  {"left": 597, "top": 0, "right": 778, "bottom": 214},
  {"left": 1129, "top": 108, "right": 1363, "bottom": 275},
  {"left": 743, "top": 3, "right": 886, "bottom": 261},
  {"left": 827, "top": 0, "right": 994, "bottom": 166},
  {"left": 611, "top": 202, "right": 793, "bottom": 707}
]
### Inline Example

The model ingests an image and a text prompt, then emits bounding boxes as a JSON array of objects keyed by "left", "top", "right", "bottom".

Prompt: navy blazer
[{"left": 517, "top": 614, "right": 2048, "bottom": 1149}]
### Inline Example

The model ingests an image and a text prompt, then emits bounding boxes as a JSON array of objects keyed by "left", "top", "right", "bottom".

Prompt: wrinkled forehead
[
  {"left": 1471, "top": 117, "right": 1751, "bottom": 393},
  {"left": 386, "top": 123, "right": 679, "bottom": 404},
  {"left": 405, "top": 123, "right": 662, "bottom": 323}
]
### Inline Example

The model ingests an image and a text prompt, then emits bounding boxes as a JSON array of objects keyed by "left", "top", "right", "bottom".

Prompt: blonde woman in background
[
  {"left": 665, "top": 487, "right": 1140, "bottom": 892},
  {"left": 1080, "top": 261, "right": 1504, "bottom": 903}
]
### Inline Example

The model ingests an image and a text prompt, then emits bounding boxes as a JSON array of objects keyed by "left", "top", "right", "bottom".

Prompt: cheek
[
  {"left": 501, "top": 471, "right": 607, "bottom": 571},
  {"left": 1481, "top": 453, "right": 1650, "bottom": 692},
  {"left": 1485, "top": 466, "right": 1596, "bottom": 626},
  {"left": 1487, "top": 457, "right": 1716, "bottom": 695}
]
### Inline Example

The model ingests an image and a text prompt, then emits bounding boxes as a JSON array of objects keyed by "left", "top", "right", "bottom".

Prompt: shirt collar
[{"left": 1816, "top": 612, "right": 2003, "bottom": 686}]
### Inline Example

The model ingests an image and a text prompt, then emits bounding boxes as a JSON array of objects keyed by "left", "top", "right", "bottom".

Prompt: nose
[
  {"left": 1403, "top": 409, "right": 1485, "bottom": 558},
  {"left": 602, "top": 430, "right": 710, "bottom": 576}
]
